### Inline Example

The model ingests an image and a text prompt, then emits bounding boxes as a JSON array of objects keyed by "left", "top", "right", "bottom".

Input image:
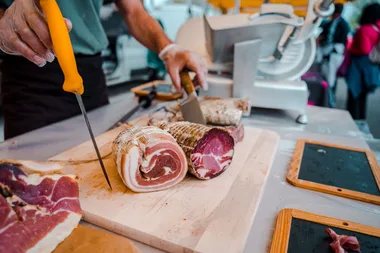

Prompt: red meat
[{"left": 0, "top": 163, "right": 82, "bottom": 253}]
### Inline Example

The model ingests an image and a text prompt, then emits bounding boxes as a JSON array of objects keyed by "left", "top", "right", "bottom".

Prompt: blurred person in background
[
  {"left": 0, "top": 0, "right": 207, "bottom": 140},
  {"left": 317, "top": 3, "right": 350, "bottom": 108},
  {"left": 345, "top": 3, "right": 380, "bottom": 120}
]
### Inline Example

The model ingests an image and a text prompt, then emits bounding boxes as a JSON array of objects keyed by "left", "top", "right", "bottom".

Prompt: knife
[
  {"left": 179, "top": 71, "right": 206, "bottom": 125},
  {"left": 107, "top": 89, "right": 157, "bottom": 131},
  {"left": 40, "top": 0, "right": 112, "bottom": 190}
]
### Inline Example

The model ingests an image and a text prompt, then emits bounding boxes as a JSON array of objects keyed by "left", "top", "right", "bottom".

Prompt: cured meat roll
[
  {"left": 149, "top": 97, "right": 249, "bottom": 127},
  {"left": 201, "top": 96, "right": 250, "bottom": 114},
  {"left": 112, "top": 126, "right": 188, "bottom": 193},
  {"left": 155, "top": 122, "right": 235, "bottom": 180},
  {"left": 0, "top": 163, "right": 82, "bottom": 253}
]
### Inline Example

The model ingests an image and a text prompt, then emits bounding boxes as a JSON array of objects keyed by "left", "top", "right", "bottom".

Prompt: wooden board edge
[
  {"left": 269, "top": 208, "right": 380, "bottom": 253},
  {"left": 301, "top": 139, "right": 380, "bottom": 193},
  {"left": 300, "top": 139, "right": 373, "bottom": 153},
  {"left": 291, "top": 209, "right": 380, "bottom": 237},
  {"left": 286, "top": 139, "right": 305, "bottom": 185},
  {"left": 238, "top": 129, "right": 280, "bottom": 252},
  {"left": 130, "top": 80, "right": 183, "bottom": 101},
  {"left": 366, "top": 151, "right": 380, "bottom": 192},
  {"left": 269, "top": 208, "right": 293, "bottom": 253},
  {"left": 289, "top": 178, "right": 380, "bottom": 205},
  {"left": 193, "top": 129, "right": 280, "bottom": 253},
  {"left": 287, "top": 139, "right": 380, "bottom": 205},
  {"left": 54, "top": 224, "right": 142, "bottom": 253}
]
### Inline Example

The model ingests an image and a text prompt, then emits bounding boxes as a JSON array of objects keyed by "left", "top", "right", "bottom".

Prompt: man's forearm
[{"left": 116, "top": 0, "right": 173, "bottom": 53}]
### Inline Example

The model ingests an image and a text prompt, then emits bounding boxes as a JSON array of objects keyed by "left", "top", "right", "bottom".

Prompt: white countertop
[{"left": 1, "top": 94, "right": 379, "bottom": 253}]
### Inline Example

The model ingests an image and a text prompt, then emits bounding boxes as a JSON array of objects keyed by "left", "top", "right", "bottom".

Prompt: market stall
[{"left": 1, "top": 94, "right": 379, "bottom": 252}]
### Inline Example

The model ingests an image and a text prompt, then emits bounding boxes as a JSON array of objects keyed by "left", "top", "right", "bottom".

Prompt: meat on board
[
  {"left": 112, "top": 126, "right": 188, "bottom": 192},
  {"left": 0, "top": 163, "right": 82, "bottom": 253}
]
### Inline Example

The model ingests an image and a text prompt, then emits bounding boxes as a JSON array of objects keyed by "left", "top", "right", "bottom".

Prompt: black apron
[{"left": 0, "top": 54, "right": 109, "bottom": 140}]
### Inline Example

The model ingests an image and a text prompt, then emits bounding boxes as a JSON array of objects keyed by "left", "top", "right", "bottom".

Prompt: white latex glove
[
  {"left": 159, "top": 44, "right": 208, "bottom": 92},
  {"left": 0, "top": 0, "right": 72, "bottom": 67},
  {"left": 100, "top": 3, "right": 117, "bottom": 21}
]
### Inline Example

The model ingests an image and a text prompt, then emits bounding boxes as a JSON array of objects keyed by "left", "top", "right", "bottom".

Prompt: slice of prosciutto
[
  {"left": 325, "top": 228, "right": 361, "bottom": 253},
  {"left": 0, "top": 163, "right": 82, "bottom": 253},
  {"left": 112, "top": 126, "right": 188, "bottom": 193},
  {"left": 155, "top": 121, "right": 235, "bottom": 180}
]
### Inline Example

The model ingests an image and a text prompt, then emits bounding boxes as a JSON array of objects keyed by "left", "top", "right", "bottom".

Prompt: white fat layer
[
  {"left": 18, "top": 174, "right": 75, "bottom": 186},
  {"left": 115, "top": 127, "right": 187, "bottom": 192},
  {"left": 192, "top": 148, "right": 234, "bottom": 177},
  {"left": 20, "top": 161, "right": 63, "bottom": 173},
  {"left": 146, "top": 166, "right": 174, "bottom": 182},
  {"left": 0, "top": 221, "right": 17, "bottom": 235},
  {"left": 196, "top": 169, "right": 210, "bottom": 179},
  {"left": 120, "top": 146, "right": 140, "bottom": 187},
  {"left": 122, "top": 149, "right": 186, "bottom": 192},
  {"left": 140, "top": 140, "right": 174, "bottom": 172},
  {"left": 26, "top": 212, "right": 82, "bottom": 253},
  {"left": 163, "top": 166, "right": 173, "bottom": 175}
]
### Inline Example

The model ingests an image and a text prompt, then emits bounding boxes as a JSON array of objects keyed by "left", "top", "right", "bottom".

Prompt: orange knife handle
[
  {"left": 40, "top": 0, "right": 84, "bottom": 95},
  {"left": 180, "top": 70, "right": 195, "bottom": 94}
]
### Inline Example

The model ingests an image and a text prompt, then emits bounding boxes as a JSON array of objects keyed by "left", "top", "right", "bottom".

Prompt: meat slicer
[{"left": 176, "top": 0, "right": 335, "bottom": 124}]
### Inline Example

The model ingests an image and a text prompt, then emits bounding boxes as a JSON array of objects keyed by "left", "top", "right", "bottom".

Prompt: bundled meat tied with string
[
  {"left": 149, "top": 97, "right": 249, "bottom": 127},
  {"left": 154, "top": 121, "right": 235, "bottom": 180},
  {"left": 112, "top": 126, "right": 188, "bottom": 192}
]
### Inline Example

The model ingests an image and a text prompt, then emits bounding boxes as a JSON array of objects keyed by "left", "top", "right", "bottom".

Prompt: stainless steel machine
[{"left": 176, "top": 0, "right": 335, "bottom": 124}]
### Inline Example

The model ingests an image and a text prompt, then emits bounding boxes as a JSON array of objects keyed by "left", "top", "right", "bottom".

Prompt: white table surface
[{"left": 1, "top": 93, "right": 379, "bottom": 253}]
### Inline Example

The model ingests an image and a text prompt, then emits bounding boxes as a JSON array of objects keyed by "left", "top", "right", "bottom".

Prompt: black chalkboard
[
  {"left": 288, "top": 218, "right": 380, "bottom": 253},
  {"left": 299, "top": 143, "right": 380, "bottom": 196}
]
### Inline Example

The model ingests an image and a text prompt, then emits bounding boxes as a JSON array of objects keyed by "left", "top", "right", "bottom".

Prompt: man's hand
[
  {"left": 116, "top": 0, "right": 208, "bottom": 92},
  {"left": 0, "top": 0, "right": 72, "bottom": 67},
  {"left": 159, "top": 44, "right": 207, "bottom": 92}
]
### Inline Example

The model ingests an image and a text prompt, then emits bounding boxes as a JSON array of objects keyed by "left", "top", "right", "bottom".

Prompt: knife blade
[
  {"left": 179, "top": 71, "right": 206, "bottom": 125},
  {"left": 107, "top": 89, "right": 157, "bottom": 131},
  {"left": 40, "top": 0, "right": 112, "bottom": 190}
]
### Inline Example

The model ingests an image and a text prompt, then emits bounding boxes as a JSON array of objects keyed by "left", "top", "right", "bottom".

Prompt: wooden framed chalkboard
[
  {"left": 287, "top": 139, "right": 380, "bottom": 205},
  {"left": 131, "top": 80, "right": 183, "bottom": 101},
  {"left": 270, "top": 208, "right": 380, "bottom": 253}
]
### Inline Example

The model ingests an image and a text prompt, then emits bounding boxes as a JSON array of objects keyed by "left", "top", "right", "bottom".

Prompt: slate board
[
  {"left": 299, "top": 143, "right": 380, "bottom": 196},
  {"left": 288, "top": 218, "right": 380, "bottom": 253},
  {"left": 287, "top": 140, "right": 380, "bottom": 205},
  {"left": 269, "top": 209, "right": 380, "bottom": 253}
]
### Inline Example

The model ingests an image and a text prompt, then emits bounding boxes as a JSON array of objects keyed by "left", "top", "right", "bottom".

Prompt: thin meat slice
[
  {"left": 112, "top": 126, "right": 188, "bottom": 192},
  {"left": 325, "top": 228, "right": 361, "bottom": 253},
  {"left": 155, "top": 121, "right": 235, "bottom": 180},
  {"left": 0, "top": 163, "right": 82, "bottom": 253},
  {"left": 0, "top": 159, "right": 69, "bottom": 175}
]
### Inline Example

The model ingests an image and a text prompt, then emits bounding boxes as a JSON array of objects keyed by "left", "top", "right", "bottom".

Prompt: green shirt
[{"left": 0, "top": 0, "right": 108, "bottom": 55}]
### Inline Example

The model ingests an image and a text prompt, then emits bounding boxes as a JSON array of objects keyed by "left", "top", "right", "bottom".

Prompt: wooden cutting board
[
  {"left": 50, "top": 125, "right": 279, "bottom": 253},
  {"left": 54, "top": 225, "right": 141, "bottom": 253}
]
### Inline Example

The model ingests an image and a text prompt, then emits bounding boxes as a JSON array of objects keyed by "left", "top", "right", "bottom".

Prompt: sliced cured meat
[
  {"left": 155, "top": 122, "right": 235, "bottom": 180},
  {"left": 0, "top": 159, "right": 68, "bottom": 175},
  {"left": 0, "top": 163, "right": 82, "bottom": 253},
  {"left": 325, "top": 228, "right": 361, "bottom": 253},
  {"left": 112, "top": 126, "right": 188, "bottom": 193}
]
